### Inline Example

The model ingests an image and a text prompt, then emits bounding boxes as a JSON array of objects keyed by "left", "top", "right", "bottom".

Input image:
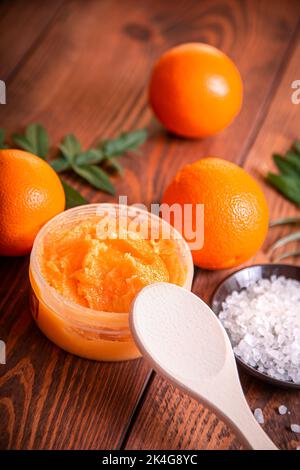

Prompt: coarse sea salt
[
  {"left": 291, "top": 424, "right": 300, "bottom": 433},
  {"left": 278, "top": 405, "right": 288, "bottom": 415},
  {"left": 219, "top": 276, "right": 300, "bottom": 384},
  {"left": 254, "top": 408, "right": 264, "bottom": 424}
]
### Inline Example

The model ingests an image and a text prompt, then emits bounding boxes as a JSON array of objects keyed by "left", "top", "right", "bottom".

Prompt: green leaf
[
  {"left": 101, "top": 129, "right": 148, "bottom": 157},
  {"left": 269, "top": 230, "right": 300, "bottom": 252},
  {"left": 60, "top": 179, "right": 87, "bottom": 208},
  {"left": 59, "top": 134, "right": 81, "bottom": 163},
  {"left": 75, "top": 148, "right": 104, "bottom": 166},
  {"left": 266, "top": 173, "right": 300, "bottom": 206},
  {"left": 26, "top": 123, "right": 49, "bottom": 158},
  {"left": 270, "top": 216, "right": 300, "bottom": 227},
  {"left": 285, "top": 151, "right": 300, "bottom": 172},
  {"left": 0, "top": 128, "right": 8, "bottom": 149},
  {"left": 12, "top": 134, "right": 36, "bottom": 154},
  {"left": 73, "top": 164, "right": 115, "bottom": 195},
  {"left": 293, "top": 140, "right": 300, "bottom": 155},
  {"left": 50, "top": 157, "right": 70, "bottom": 173},
  {"left": 104, "top": 156, "right": 124, "bottom": 175},
  {"left": 13, "top": 123, "right": 49, "bottom": 158},
  {"left": 273, "top": 249, "right": 300, "bottom": 262},
  {"left": 273, "top": 154, "right": 299, "bottom": 177}
]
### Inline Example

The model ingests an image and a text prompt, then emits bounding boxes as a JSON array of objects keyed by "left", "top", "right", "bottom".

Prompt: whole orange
[
  {"left": 0, "top": 149, "right": 65, "bottom": 256},
  {"left": 149, "top": 43, "right": 243, "bottom": 138},
  {"left": 162, "top": 158, "right": 269, "bottom": 270}
]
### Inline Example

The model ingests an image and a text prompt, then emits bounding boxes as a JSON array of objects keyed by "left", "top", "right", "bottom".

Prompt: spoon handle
[
  {"left": 130, "top": 283, "right": 278, "bottom": 450},
  {"left": 220, "top": 397, "right": 278, "bottom": 450},
  {"left": 191, "top": 388, "right": 277, "bottom": 450}
]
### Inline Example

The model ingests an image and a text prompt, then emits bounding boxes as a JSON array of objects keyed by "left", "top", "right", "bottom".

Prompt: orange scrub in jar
[{"left": 29, "top": 204, "right": 193, "bottom": 361}]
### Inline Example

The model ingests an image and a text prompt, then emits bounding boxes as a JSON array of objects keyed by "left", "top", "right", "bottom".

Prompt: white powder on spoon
[{"left": 219, "top": 276, "right": 300, "bottom": 384}]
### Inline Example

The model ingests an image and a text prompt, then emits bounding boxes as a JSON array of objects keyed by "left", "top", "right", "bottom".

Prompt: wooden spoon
[{"left": 130, "top": 282, "right": 277, "bottom": 450}]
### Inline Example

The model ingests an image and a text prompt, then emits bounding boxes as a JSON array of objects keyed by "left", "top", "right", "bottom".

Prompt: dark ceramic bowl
[{"left": 211, "top": 264, "right": 300, "bottom": 389}]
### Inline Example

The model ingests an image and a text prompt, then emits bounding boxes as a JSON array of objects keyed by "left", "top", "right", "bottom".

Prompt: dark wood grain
[
  {"left": 0, "top": 0, "right": 300, "bottom": 450},
  {"left": 0, "top": 0, "right": 65, "bottom": 80},
  {"left": 124, "top": 7, "right": 300, "bottom": 451},
  {"left": 0, "top": 262, "right": 151, "bottom": 450}
]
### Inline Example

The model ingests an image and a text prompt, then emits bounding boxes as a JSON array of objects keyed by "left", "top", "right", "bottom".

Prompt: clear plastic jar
[{"left": 29, "top": 204, "right": 193, "bottom": 361}]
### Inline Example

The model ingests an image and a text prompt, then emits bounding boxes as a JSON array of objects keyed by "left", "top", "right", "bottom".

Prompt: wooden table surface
[{"left": 1, "top": 0, "right": 300, "bottom": 451}]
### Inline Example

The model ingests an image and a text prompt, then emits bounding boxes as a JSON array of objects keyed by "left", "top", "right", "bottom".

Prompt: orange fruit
[
  {"left": 162, "top": 157, "right": 269, "bottom": 270},
  {"left": 149, "top": 43, "right": 243, "bottom": 138},
  {"left": 0, "top": 149, "right": 65, "bottom": 256}
]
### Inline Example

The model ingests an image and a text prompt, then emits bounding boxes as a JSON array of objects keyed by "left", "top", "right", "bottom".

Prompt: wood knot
[{"left": 123, "top": 23, "right": 152, "bottom": 42}]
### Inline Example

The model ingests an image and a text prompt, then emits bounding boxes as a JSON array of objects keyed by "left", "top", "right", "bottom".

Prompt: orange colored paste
[
  {"left": 30, "top": 213, "right": 190, "bottom": 361},
  {"left": 41, "top": 218, "right": 186, "bottom": 313}
]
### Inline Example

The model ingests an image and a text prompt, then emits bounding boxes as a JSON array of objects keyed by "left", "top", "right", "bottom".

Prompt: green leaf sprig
[
  {"left": 266, "top": 140, "right": 300, "bottom": 206},
  {"left": 52, "top": 128, "right": 147, "bottom": 196},
  {"left": 269, "top": 216, "right": 300, "bottom": 262},
  {"left": 6, "top": 123, "right": 147, "bottom": 208},
  {"left": 0, "top": 128, "right": 8, "bottom": 149},
  {"left": 13, "top": 123, "right": 49, "bottom": 159},
  {"left": 60, "top": 179, "right": 88, "bottom": 208}
]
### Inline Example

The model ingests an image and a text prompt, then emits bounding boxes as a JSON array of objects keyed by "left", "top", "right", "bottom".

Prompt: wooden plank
[
  {"left": 0, "top": 0, "right": 299, "bottom": 450},
  {"left": 0, "top": 0, "right": 156, "bottom": 450},
  {"left": 0, "top": 0, "right": 65, "bottom": 80},
  {"left": 124, "top": 2, "right": 300, "bottom": 451}
]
